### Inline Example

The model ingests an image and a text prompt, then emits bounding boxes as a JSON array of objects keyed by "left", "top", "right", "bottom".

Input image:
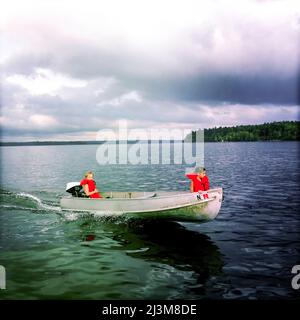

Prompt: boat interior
[{"left": 101, "top": 191, "right": 190, "bottom": 199}]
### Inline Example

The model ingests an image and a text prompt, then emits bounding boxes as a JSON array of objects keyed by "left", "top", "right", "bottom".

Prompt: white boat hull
[
  {"left": 60, "top": 188, "right": 223, "bottom": 221},
  {"left": 60, "top": 188, "right": 223, "bottom": 222}
]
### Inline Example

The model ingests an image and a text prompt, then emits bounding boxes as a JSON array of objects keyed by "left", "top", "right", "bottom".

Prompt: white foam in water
[
  {"left": 62, "top": 210, "right": 130, "bottom": 223},
  {"left": 17, "top": 192, "right": 61, "bottom": 212},
  {"left": 64, "top": 212, "right": 80, "bottom": 221},
  {"left": 91, "top": 210, "right": 123, "bottom": 217}
]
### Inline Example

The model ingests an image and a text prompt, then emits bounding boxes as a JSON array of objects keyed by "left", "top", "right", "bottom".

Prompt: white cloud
[
  {"left": 29, "top": 114, "right": 58, "bottom": 127},
  {"left": 6, "top": 68, "right": 87, "bottom": 96},
  {"left": 97, "top": 90, "right": 142, "bottom": 106}
]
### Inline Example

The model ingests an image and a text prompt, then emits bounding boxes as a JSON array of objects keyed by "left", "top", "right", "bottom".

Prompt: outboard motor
[{"left": 66, "top": 182, "right": 86, "bottom": 197}]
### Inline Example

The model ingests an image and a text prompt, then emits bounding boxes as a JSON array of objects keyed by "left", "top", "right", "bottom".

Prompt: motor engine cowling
[{"left": 65, "top": 182, "right": 85, "bottom": 197}]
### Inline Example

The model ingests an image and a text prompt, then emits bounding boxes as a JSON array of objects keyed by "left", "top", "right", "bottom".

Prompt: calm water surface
[{"left": 0, "top": 142, "right": 299, "bottom": 299}]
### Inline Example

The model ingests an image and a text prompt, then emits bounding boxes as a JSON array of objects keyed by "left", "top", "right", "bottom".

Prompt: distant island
[
  {"left": 0, "top": 140, "right": 182, "bottom": 146},
  {"left": 186, "top": 121, "right": 300, "bottom": 142},
  {"left": 0, "top": 140, "right": 143, "bottom": 147}
]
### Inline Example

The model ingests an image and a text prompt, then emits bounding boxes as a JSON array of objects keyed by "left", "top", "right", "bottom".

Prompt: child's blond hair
[{"left": 85, "top": 171, "right": 93, "bottom": 178}]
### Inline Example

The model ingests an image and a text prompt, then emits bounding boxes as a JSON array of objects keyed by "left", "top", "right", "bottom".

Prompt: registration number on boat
[{"left": 197, "top": 193, "right": 209, "bottom": 200}]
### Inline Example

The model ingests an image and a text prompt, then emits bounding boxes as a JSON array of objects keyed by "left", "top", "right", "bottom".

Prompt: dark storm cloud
[{"left": 133, "top": 72, "right": 300, "bottom": 105}]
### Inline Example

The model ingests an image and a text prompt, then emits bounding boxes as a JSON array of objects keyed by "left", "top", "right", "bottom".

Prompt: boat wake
[
  {"left": 17, "top": 192, "right": 62, "bottom": 212},
  {"left": 0, "top": 189, "right": 61, "bottom": 213},
  {"left": 1, "top": 189, "right": 162, "bottom": 225},
  {"left": 0, "top": 189, "right": 133, "bottom": 223}
]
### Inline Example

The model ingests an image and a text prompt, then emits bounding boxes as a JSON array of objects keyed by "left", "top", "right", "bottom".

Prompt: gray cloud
[
  {"left": 1, "top": 0, "right": 299, "bottom": 140},
  {"left": 138, "top": 73, "right": 300, "bottom": 105}
]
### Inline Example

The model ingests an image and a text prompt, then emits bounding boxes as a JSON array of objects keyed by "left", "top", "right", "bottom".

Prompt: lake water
[{"left": 0, "top": 142, "right": 299, "bottom": 299}]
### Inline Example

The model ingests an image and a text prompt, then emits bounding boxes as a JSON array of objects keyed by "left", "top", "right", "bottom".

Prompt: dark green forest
[{"left": 186, "top": 121, "right": 300, "bottom": 142}]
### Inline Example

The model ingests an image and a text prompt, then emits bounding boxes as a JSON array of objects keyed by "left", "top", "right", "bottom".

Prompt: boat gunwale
[{"left": 61, "top": 188, "right": 223, "bottom": 202}]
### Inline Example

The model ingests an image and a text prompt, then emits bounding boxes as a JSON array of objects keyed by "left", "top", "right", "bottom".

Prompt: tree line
[{"left": 186, "top": 121, "right": 300, "bottom": 142}]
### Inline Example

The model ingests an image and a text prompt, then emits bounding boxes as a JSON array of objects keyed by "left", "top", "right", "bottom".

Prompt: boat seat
[{"left": 104, "top": 192, "right": 157, "bottom": 199}]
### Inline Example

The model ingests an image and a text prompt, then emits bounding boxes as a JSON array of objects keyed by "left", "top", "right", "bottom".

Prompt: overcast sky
[{"left": 1, "top": 0, "right": 299, "bottom": 141}]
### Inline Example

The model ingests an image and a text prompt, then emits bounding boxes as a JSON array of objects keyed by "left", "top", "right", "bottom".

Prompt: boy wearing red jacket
[{"left": 188, "top": 167, "right": 210, "bottom": 192}]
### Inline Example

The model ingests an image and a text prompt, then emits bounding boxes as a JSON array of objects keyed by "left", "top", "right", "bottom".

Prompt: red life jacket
[
  {"left": 80, "top": 178, "right": 101, "bottom": 198},
  {"left": 186, "top": 174, "right": 210, "bottom": 192}
]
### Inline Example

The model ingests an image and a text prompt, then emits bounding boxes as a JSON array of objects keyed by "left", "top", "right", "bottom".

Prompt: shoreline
[{"left": 0, "top": 140, "right": 299, "bottom": 147}]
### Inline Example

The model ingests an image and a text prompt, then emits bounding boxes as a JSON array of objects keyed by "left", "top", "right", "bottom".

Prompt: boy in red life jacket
[
  {"left": 80, "top": 171, "right": 102, "bottom": 198},
  {"left": 187, "top": 167, "right": 210, "bottom": 192}
]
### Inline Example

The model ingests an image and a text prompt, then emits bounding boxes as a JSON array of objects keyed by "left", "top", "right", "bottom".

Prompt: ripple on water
[{"left": 1, "top": 142, "right": 299, "bottom": 299}]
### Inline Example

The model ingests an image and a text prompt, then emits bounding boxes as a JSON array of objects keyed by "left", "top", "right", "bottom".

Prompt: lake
[{"left": 0, "top": 142, "right": 299, "bottom": 299}]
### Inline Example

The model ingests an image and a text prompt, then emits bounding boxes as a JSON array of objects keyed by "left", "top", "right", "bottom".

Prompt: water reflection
[{"left": 75, "top": 218, "right": 224, "bottom": 295}]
